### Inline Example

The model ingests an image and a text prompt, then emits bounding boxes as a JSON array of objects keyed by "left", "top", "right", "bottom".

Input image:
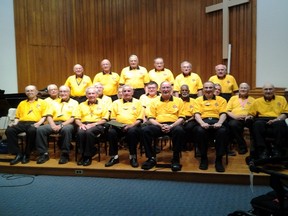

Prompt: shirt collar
[
  {"left": 264, "top": 95, "right": 276, "bottom": 101},
  {"left": 129, "top": 66, "right": 140, "bottom": 70},
  {"left": 183, "top": 72, "right": 191, "bottom": 77},
  {"left": 102, "top": 71, "right": 112, "bottom": 75},
  {"left": 155, "top": 68, "right": 165, "bottom": 72},
  {"left": 61, "top": 98, "right": 70, "bottom": 103},
  {"left": 203, "top": 95, "right": 216, "bottom": 101},
  {"left": 88, "top": 99, "right": 98, "bottom": 105},
  {"left": 181, "top": 97, "right": 190, "bottom": 102},
  {"left": 123, "top": 98, "right": 133, "bottom": 103},
  {"left": 160, "top": 95, "right": 173, "bottom": 102}
]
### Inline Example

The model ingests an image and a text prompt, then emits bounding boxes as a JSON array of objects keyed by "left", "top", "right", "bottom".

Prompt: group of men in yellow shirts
[{"left": 5, "top": 55, "right": 288, "bottom": 173}]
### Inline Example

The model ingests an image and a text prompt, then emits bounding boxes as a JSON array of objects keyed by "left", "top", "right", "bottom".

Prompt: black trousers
[
  {"left": 228, "top": 119, "right": 252, "bottom": 150},
  {"left": 108, "top": 125, "right": 141, "bottom": 156},
  {"left": 141, "top": 124, "right": 185, "bottom": 159},
  {"left": 76, "top": 124, "right": 105, "bottom": 157},
  {"left": 193, "top": 118, "right": 228, "bottom": 158},
  {"left": 5, "top": 121, "right": 37, "bottom": 155},
  {"left": 252, "top": 118, "right": 287, "bottom": 151}
]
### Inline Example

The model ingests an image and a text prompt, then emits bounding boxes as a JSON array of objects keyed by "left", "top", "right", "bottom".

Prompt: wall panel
[{"left": 14, "top": 0, "right": 256, "bottom": 92}]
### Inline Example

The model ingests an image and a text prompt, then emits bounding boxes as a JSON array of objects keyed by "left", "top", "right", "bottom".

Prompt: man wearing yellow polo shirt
[
  {"left": 105, "top": 85, "right": 144, "bottom": 168},
  {"left": 247, "top": 83, "right": 288, "bottom": 159},
  {"left": 193, "top": 81, "right": 228, "bottom": 172},
  {"left": 93, "top": 59, "right": 120, "bottom": 101},
  {"left": 141, "top": 81, "right": 185, "bottom": 172},
  {"left": 6, "top": 85, "right": 47, "bottom": 165},
  {"left": 148, "top": 57, "right": 174, "bottom": 90},
  {"left": 74, "top": 87, "right": 109, "bottom": 166},
  {"left": 226, "top": 83, "right": 255, "bottom": 155},
  {"left": 119, "top": 55, "right": 149, "bottom": 99},
  {"left": 174, "top": 61, "right": 203, "bottom": 98},
  {"left": 65, "top": 64, "right": 92, "bottom": 103},
  {"left": 209, "top": 64, "right": 238, "bottom": 101},
  {"left": 35, "top": 85, "right": 79, "bottom": 164}
]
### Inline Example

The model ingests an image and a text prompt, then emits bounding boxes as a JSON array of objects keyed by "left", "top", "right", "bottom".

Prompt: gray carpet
[{"left": 0, "top": 174, "right": 270, "bottom": 216}]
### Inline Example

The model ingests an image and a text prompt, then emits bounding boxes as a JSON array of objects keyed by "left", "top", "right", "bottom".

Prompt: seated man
[
  {"left": 5, "top": 85, "right": 47, "bottom": 165},
  {"left": 105, "top": 85, "right": 144, "bottom": 168},
  {"left": 35, "top": 85, "right": 79, "bottom": 164},
  {"left": 226, "top": 83, "right": 255, "bottom": 154},
  {"left": 141, "top": 81, "right": 185, "bottom": 172},
  {"left": 179, "top": 84, "right": 197, "bottom": 151},
  {"left": 247, "top": 83, "right": 288, "bottom": 159},
  {"left": 193, "top": 81, "right": 228, "bottom": 172},
  {"left": 75, "top": 87, "right": 109, "bottom": 166},
  {"left": 139, "top": 81, "right": 159, "bottom": 123}
]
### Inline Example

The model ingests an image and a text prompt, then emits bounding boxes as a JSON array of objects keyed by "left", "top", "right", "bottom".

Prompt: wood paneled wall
[{"left": 14, "top": 0, "right": 256, "bottom": 92}]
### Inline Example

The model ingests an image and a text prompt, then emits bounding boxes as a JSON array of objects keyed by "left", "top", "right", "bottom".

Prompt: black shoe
[
  {"left": 37, "top": 154, "right": 49, "bottom": 164},
  {"left": 105, "top": 157, "right": 119, "bottom": 167},
  {"left": 77, "top": 157, "right": 84, "bottom": 166},
  {"left": 130, "top": 158, "right": 139, "bottom": 168},
  {"left": 141, "top": 158, "right": 156, "bottom": 170},
  {"left": 199, "top": 157, "right": 208, "bottom": 170},
  {"left": 83, "top": 157, "right": 92, "bottom": 166},
  {"left": 22, "top": 155, "right": 30, "bottom": 164},
  {"left": 59, "top": 153, "right": 69, "bottom": 164},
  {"left": 258, "top": 149, "right": 269, "bottom": 160},
  {"left": 10, "top": 154, "right": 23, "bottom": 165},
  {"left": 238, "top": 148, "right": 248, "bottom": 155},
  {"left": 215, "top": 158, "right": 225, "bottom": 172},
  {"left": 171, "top": 159, "right": 182, "bottom": 172}
]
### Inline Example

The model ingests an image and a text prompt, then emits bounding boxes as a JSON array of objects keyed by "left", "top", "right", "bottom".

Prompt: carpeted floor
[{"left": 0, "top": 174, "right": 270, "bottom": 216}]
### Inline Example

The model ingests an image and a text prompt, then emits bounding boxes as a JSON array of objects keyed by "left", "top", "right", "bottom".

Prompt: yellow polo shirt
[
  {"left": 209, "top": 74, "right": 238, "bottom": 94},
  {"left": 119, "top": 66, "right": 149, "bottom": 89},
  {"left": 194, "top": 95, "right": 227, "bottom": 119},
  {"left": 148, "top": 96, "right": 185, "bottom": 123},
  {"left": 110, "top": 98, "right": 144, "bottom": 124},
  {"left": 15, "top": 98, "right": 47, "bottom": 121},
  {"left": 45, "top": 98, "right": 79, "bottom": 121},
  {"left": 93, "top": 72, "right": 120, "bottom": 96},
  {"left": 226, "top": 95, "right": 255, "bottom": 116},
  {"left": 148, "top": 68, "right": 174, "bottom": 89},
  {"left": 64, "top": 75, "right": 92, "bottom": 97},
  {"left": 139, "top": 94, "right": 158, "bottom": 116},
  {"left": 174, "top": 73, "right": 203, "bottom": 94},
  {"left": 75, "top": 99, "right": 109, "bottom": 122},
  {"left": 182, "top": 98, "right": 196, "bottom": 117},
  {"left": 248, "top": 95, "right": 288, "bottom": 117}
]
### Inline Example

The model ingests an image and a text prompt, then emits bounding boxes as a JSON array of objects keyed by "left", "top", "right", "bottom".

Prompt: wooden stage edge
[{"left": 0, "top": 158, "right": 269, "bottom": 185}]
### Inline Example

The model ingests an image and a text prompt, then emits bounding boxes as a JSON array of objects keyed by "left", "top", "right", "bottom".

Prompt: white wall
[
  {"left": 0, "top": 0, "right": 18, "bottom": 93},
  {"left": 256, "top": 0, "right": 288, "bottom": 88},
  {"left": 0, "top": 1, "right": 287, "bottom": 92}
]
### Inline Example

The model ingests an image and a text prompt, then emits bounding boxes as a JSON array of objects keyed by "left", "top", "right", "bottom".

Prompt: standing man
[
  {"left": 65, "top": 64, "right": 92, "bottom": 103},
  {"left": 247, "top": 83, "right": 288, "bottom": 159},
  {"left": 148, "top": 57, "right": 174, "bottom": 90},
  {"left": 105, "top": 85, "right": 144, "bottom": 168},
  {"left": 226, "top": 83, "right": 255, "bottom": 154},
  {"left": 74, "top": 87, "right": 109, "bottom": 166},
  {"left": 193, "top": 81, "right": 228, "bottom": 172},
  {"left": 6, "top": 85, "right": 47, "bottom": 165},
  {"left": 93, "top": 59, "right": 120, "bottom": 101},
  {"left": 141, "top": 81, "right": 185, "bottom": 172},
  {"left": 209, "top": 64, "right": 238, "bottom": 101},
  {"left": 119, "top": 55, "right": 149, "bottom": 99},
  {"left": 35, "top": 85, "right": 78, "bottom": 164},
  {"left": 174, "top": 61, "right": 203, "bottom": 98}
]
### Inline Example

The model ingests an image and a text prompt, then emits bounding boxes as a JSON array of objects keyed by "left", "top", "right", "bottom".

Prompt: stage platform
[{"left": 0, "top": 143, "right": 270, "bottom": 185}]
